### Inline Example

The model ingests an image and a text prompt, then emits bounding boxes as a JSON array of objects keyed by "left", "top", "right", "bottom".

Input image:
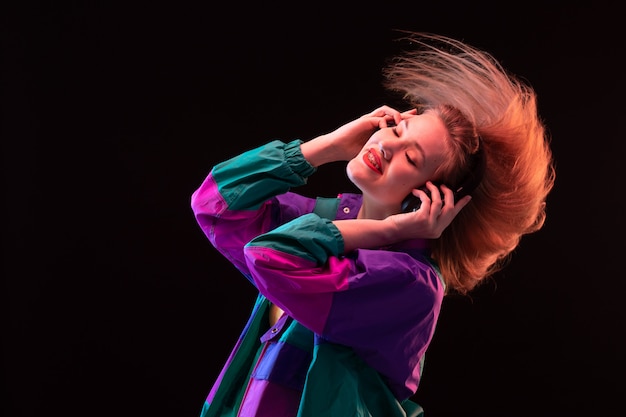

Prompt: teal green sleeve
[
  {"left": 245, "top": 213, "right": 345, "bottom": 263},
  {"left": 212, "top": 139, "right": 316, "bottom": 210}
]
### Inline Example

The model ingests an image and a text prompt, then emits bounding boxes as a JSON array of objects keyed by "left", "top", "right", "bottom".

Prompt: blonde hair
[{"left": 383, "top": 32, "right": 556, "bottom": 294}]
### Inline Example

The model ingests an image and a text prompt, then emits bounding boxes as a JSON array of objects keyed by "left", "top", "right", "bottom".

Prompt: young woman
[{"left": 191, "top": 32, "right": 555, "bottom": 417}]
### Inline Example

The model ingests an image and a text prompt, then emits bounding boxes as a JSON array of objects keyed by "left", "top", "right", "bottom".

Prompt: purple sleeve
[
  {"left": 191, "top": 173, "right": 317, "bottom": 280},
  {"left": 190, "top": 140, "right": 319, "bottom": 279}
]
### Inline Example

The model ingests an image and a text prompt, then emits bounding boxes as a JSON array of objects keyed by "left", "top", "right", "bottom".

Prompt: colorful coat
[{"left": 191, "top": 139, "right": 445, "bottom": 417}]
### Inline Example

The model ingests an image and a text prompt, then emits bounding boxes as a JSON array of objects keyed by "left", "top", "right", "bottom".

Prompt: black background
[{"left": 4, "top": 2, "right": 625, "bottom": 416}]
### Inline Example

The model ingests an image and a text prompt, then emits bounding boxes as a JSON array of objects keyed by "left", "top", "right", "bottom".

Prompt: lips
[{"left": 363, "top": 148, "right": 382, "bottom": 174}]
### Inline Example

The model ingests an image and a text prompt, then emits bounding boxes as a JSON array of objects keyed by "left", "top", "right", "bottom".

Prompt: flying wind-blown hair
[{"left": 382, "top": 32, "right": 556, "bottom": 294}]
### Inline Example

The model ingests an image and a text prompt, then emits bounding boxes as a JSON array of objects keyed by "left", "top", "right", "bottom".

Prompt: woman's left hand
[{"left": 390, "top": 182, "right": 472, "bottom": 240}]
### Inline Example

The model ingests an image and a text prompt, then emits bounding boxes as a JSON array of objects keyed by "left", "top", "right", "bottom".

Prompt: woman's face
[{"left": 346, "top": 110, "right": 449, "bottom": 214}]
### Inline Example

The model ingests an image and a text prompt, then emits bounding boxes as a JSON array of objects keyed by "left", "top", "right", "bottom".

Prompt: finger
[
  {"left": 425, "top": 182, "right": 443, "bottom": 203},
  {"left": 385, "top": 108, "right": 402, "bottom": 126},
  {"left": 375, "top": 106, "right": 403, "bottom": 122},
  {"left": 378, "top": 117, "right": 392, "bottom": 129},
  {"left": 453, "top": 195, "right": 472, "bottom": 211},
  {"left": 371, "top": 109, "right": 398, "bottom": 129},
  {"left": 401, "top": 108, "right": 418, "bottom": 118},
  {"left": 371, "top": 105, "right": 397, "bottom": 117},
  {"left": 439, "top": 184, "right": 454, "bottom": 208},
  {"left": 396, "top": 109, "right": 418, "bottom": 126},
  {"left": 423, "top": 182, "right": 443, "bottom": 217}
]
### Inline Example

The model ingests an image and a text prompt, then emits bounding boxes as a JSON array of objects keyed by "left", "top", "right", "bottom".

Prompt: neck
[{"left": 357, "top": 197, "right": 401, "bottom": 220}]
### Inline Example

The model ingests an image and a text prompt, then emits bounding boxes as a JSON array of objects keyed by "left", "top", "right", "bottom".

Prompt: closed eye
[{"left": 405, "top": 152, "right": 417, "bottom": 167}]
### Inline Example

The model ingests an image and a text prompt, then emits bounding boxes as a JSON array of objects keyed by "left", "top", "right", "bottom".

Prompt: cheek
[
  {"left": 379, "top": 171, "right": 415, "bottom": 203},
  {"left": 392, "top": 166, "right": 422, "bottom": 189}
]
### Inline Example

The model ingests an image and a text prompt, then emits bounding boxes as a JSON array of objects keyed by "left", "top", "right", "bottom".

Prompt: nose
[
  {"left": 379, "top": 142, "right": 391, "bottom": 160},
  {"left": 378, "top": 142, "right": 385, "bottom": 158}
]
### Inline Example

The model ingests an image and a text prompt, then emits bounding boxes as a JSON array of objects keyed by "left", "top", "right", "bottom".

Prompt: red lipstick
[{"left": 363, "top": 148, "right": 382, "bottom": 174}]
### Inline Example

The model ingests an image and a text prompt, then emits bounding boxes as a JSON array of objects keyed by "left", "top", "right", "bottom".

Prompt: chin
[
  {"left": 345, "top": 165, "right": 360, "bottom": 189},
  {"left": 345, "top": 160, "right": 355, "bottom": 178}
]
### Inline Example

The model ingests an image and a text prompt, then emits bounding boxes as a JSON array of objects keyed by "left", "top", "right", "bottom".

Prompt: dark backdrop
[{"left": 5, "top": 2, "right": 625, "bottom": 417}]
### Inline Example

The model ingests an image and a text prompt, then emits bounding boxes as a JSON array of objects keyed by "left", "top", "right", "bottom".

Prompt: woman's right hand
[{"left": 301, "top": 105, "right": 417, "bottom": 167}]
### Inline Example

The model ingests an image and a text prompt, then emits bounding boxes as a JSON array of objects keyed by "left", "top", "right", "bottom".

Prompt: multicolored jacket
[{"left": 191, "top": 139, "right": 445, "bottom": 417}]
